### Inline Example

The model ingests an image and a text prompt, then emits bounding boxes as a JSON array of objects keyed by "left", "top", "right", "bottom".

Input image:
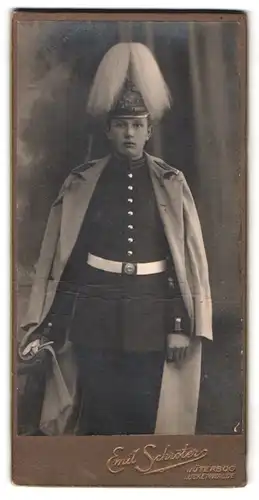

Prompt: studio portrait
[{"left": 15, "top": 18, "right": 243, "bottom": 437}]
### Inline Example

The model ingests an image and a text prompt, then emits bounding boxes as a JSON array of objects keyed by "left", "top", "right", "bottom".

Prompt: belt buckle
[{"left": 122, "top": 262, "right": 137, "bottom": 275}]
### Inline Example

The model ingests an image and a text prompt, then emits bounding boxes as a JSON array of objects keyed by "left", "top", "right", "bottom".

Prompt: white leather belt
[{"left": 87, "top": 253, "right": 167, "bottom": 276}]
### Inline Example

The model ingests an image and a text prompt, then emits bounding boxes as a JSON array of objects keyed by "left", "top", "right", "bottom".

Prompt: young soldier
[{"left": 20, "top": 43, "right": 212, "bottom": 435}]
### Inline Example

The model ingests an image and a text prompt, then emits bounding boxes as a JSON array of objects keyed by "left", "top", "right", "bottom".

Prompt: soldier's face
[{"left": 106, "top": 117, "right": 152, "bottom": 159}]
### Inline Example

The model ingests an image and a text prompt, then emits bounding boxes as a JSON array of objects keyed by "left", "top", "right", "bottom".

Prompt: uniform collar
[
  {"left": 111, "top": 152, "right": 146, "bottom": 171},
  {"left": 73, "top": 152, "right": 168, "bottom": 182}
]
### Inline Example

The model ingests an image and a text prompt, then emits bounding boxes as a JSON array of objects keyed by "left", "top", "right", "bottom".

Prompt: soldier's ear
[
  {"left": 105, "top": 124, "right": 112, "bottom": 140},
  {"left": 105, "top": 118, "right": 112, "bottom": 138},
  {"left": 147, "top": 124, "right": 153, "bottom": 141}
]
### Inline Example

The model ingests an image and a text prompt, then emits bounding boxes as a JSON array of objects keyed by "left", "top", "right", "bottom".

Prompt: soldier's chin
[{"left": 121, "top": 145, "right": 139, "bottom": 157}]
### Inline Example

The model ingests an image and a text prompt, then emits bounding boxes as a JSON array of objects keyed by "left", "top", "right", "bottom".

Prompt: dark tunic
[
  {"left": 49, "top": 154, "right": 188, "bottom": 349},
  {"left": 41, "top": 153, "right": 189, "bottom": 434}
]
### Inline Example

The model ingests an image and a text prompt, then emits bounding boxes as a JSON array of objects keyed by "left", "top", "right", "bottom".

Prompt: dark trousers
[{"left": 73, "top": 346, "right": 165, "bottom": 435}]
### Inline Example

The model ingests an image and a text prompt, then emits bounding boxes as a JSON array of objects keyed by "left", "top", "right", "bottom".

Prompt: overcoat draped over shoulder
[{"left": 20, "top": 153, "right": 213, "bottom": 435}]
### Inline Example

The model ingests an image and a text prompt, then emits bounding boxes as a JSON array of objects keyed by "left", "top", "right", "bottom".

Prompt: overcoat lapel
[
  {"left": 39, "top": 156, "right": 110, "bottom": 325},
  {"left": 21, "top": 156, "right": 110, "bottom": 334},
  {"left": 59, "top": 155, "right": 110, "bottom": 268},
  {"left": 146, "top": 153, "right": 194, "bottom": 325}
]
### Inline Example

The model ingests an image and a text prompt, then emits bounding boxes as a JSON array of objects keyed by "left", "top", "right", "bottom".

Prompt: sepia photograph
[{"left": 12, "top": 10, "right": 246, "bottom": 487}]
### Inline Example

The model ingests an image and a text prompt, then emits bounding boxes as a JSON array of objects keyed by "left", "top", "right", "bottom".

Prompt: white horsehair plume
[{"left": 87, "top": 42, "right": 171, "bottom": 120}]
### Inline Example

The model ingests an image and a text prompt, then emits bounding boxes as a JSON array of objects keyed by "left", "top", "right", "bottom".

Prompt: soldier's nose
[{"left": 125, "top": 125, "right": 134, "bottom": 137}]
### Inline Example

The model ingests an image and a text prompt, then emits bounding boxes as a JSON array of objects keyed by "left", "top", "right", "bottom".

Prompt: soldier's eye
[{"left": 114, "top": 121, "right": 124, "bottom": 128}]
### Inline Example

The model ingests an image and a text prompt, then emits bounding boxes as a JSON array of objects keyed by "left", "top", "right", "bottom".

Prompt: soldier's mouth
[{"left": 124, "top": 142, "right": 136, "bottom": 147}]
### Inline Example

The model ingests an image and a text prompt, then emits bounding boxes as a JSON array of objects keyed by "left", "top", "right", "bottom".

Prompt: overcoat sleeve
[
  {"left": 20, "top": 176, "right": 70, "bottom": 338},
  {"left": 182, "top": 173, "right": 213, "bottom": 340}
]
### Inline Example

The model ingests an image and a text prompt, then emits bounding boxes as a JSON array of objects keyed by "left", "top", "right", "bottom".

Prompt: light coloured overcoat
[{"left": 20, "top": 152, "right": 213, "bottom": 435}]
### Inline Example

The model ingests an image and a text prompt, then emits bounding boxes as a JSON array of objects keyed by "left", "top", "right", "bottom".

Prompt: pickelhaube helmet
[
  {"left": 87, "top": 42, "right": 171, "bottom": 121},
  {"left": 111, "top": 78, "right": 149, "bottom": 118}
]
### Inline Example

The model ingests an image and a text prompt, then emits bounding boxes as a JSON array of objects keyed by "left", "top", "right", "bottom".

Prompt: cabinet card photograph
[{"left": 12, "top": 10, "right": 247, "bottom": 487}]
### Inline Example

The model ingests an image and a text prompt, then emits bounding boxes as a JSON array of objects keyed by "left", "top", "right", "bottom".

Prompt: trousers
[{"left": 73, "top": 346, "right": 165, "bottom": 435}]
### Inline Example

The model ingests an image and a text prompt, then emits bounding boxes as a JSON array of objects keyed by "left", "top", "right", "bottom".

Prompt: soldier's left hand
[{"left": 166, "top": 333, "right": 191, "bottom": 363}]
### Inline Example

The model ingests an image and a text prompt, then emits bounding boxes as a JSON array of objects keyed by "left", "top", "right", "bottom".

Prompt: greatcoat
[{"left": 20, "top": 152, "right": 213, "bottom": 436}]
